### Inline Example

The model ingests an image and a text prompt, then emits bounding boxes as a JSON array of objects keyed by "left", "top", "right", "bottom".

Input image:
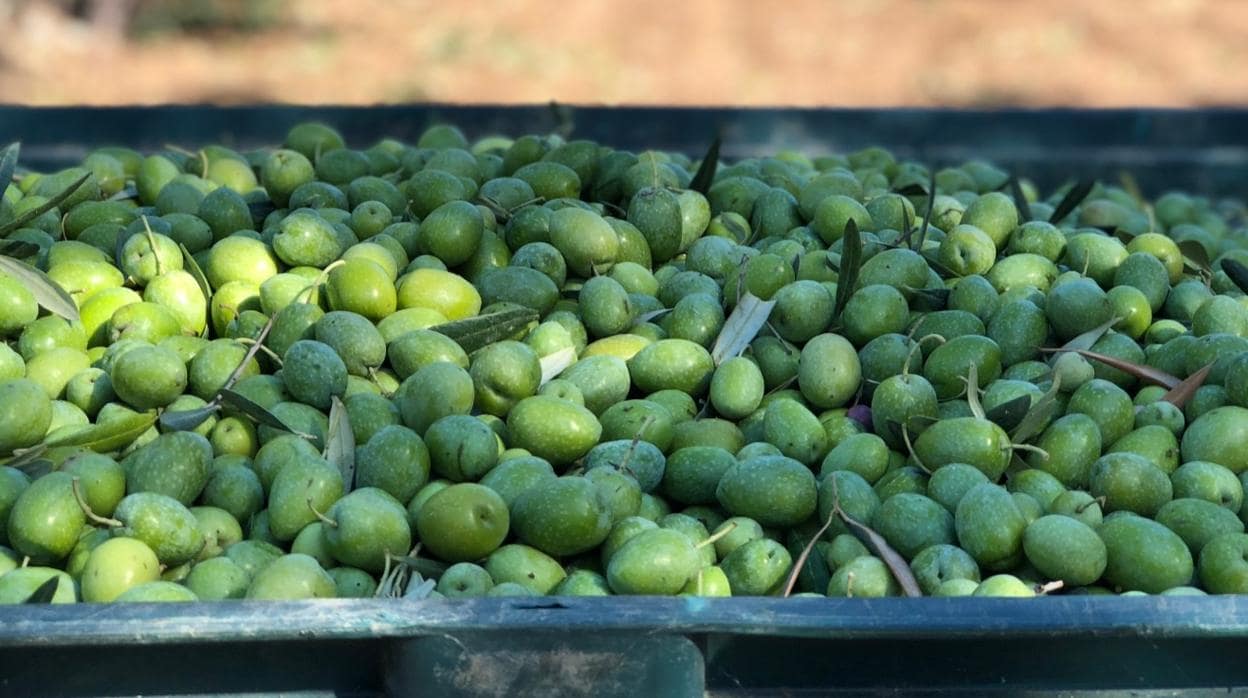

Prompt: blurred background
[{"left": 0, "top": 0, "right": 1245, "bottom": 107}]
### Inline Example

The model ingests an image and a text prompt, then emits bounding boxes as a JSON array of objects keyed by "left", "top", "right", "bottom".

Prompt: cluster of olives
[{"left": 1, "top": 119, "right": 1247, "bottom": 604}]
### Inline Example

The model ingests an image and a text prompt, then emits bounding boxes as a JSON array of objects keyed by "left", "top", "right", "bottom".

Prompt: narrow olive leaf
[
  {"left": 722, "top": 215, "right": 750, "bottom": 244},
  {"left": 1222, "top": 259, "right": 1248, "bottom": 294},
  {"left": 964, "top": 363, "right": 985, "bottom": 420},
  {"left": 0, "top": 142, "right": 19, "bottom": 189},
  {"left": 549, "top": 100, "right": 575, "bottom": 139},
  {"left": 0, "top": 256, "right": 79, "bottom": 322},
  {"left": 15, "top": 458, "right": 53, "bottom": 479},
  {"left": 1053, "top": 315, "right": 1122, "bottom": 359},
  {"left": 0, "top": 239, "right": 39, "bottom": 258},
  {"left": 911, "top": 287, "right": 950, "bottom": 307},
  {"left": 688, "top": 133, "right": 721, "bottom": 195},
  {"left": 833, "top": 218, "right": 862, "bottom": 318},
  {"left": 914, "top": 167, "right": 938, "bottom": 251},
  {"left": 1110, "top": 228, "right": 1137, "bottom": 246},
  {"left": 1178, "top": 239, "right": 1212, "bottom": 273},
  {"left": 22, "top": 576, "right": 61, "bottom": 604},
  {"left": 392, "top": 554, "right": 450, "bottom": 579},
  {"left": 638, "top": 308, "right": 671, "bottom": 323},
  {"left": 841, "top": 511, "right": 922, "bottom": 597},
  {"left": 1011, "top": 375, "right": 1063, "bottom": 444},
  {"left": 404, "top": 577, "right": 437, "bottom": 600},
  {"left": 1038, "top": 348, "right": 1180, "bottom": 389},
  {"left": 539, "top": 346, "right": 577, "bottom": 385},
  {"left": 782, "top": 505, "right": 838, "bottom": 598},
  {"left": 4, "top": 441, "right": 47, "bottom": 466},
  {"left": 219, "top": 389, "right": 296, "bottom": 433},
  {"left": 1007, "top": 176, "right": 1034, "bottom": 222},
  {"left": 325, "top": 395, "right": 355, "bottom": 491},
  {"left": 158, "top": 404, "right": 221, "bottom": 432},
  {"left": 1160, "top": 361, "right": 1213, "bottom": 409},
  {"left": 180, "top": 243, "right": 212, "bottom": 300},
  {"left": 45, "top": 410, "right": 159, "bottom": 453},
  {"left": 985, "top": 394, "right": 1032, "bottom": 433},
  {"left": 711, "top": 292, "right": 779, "bottom": 365},
  {"left": 892, "top": 182, "right": 928, "bottom": 198},
  {"left": 106, "top": 184, "right": 138, "bottom": 202},
  {"left": 1048, "top": 179, "right": 1094, "bottom": 225},
  {"left": 0, "top": 171, "right": 91, "bottom": 236},
  {"left": 1119, "top": 171, "right": 1145, "bottom": 206},
  {"left": 247, "top": 199, "right": 277, "bottom": 224},
  {"left": 430, "top": 307, "right": 540, "bottom": 354},
  {"left": 900, "top": 168, "right": 936, "bottom": 251}
]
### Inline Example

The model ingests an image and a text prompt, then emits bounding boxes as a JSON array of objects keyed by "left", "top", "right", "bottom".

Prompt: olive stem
[
  {"left": 235, "top": 338, "right": 283, "bottom": 366},
  {"left": 214, "top": 307, "right": 279, "bottom": 397},
  {"left": 900, "top": 420, "right": 930, "bottom": 474},
  {"left": 140, "top": 215, "right": 164, "bottom": 277},
  {"left": 614, "top": 415, "right": 655, "bottom": 480},
  {"left": 71, "top": 477, "right": 122, "bottom": 528},
  {"left": 901, "top": 334, "right": 945, "bottom": 378},
  {"left": 1009, "top": 443, "right": 1050, "bottom": 460},
  {"left": 306, "top": 498, "right": 338, "bottom": 528},
  {"left": 695, "top": 521, "right": 739, "bottom": 551},
  {"left": 1036, "top": 580, "right": 1065, "bottom": 595}
]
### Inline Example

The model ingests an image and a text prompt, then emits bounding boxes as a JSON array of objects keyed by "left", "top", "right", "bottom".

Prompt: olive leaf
[
  {"left": 901, "top": 168, "right": 937, "bottom": 251},
  {"left": 107, "top": 184, "right": 139, "bottom": 202},
  {"left": 325, "top": 395, "right": 355, "bottom": 492},
  {"left": 1038, "top": 348, "right": 1180, "bottom": 389},
  {"left": 539, "top": 346, "right": 577, "bottom": 385},
  {"left": 985, "top": 394, "right": 1032, "bottom": 433},
  {"left": 404, "top": 577, "right": 437, "bottom": 600},
  {"left": 0, "top": 256, "right": 79, "bottom": 323},
  {"left": 964, "top": 363, "right": 985, "bottom": 419},
  {"left": 1050, "top": 315, "right": 1122, "bottom": 361},
  {"left": 219, "top": 389, "right": 300, "bottom": 434},
  {"left": 1178, "top": 239, "right": 1212, "bottom": 273},
  {"left": 711, "top": 292, "right": 778, "bottom": 366},
  {"left": 892, "top": 182, "right": 929, "bottom": 198},
  {"left": 1118, "top": 171, "right": 1145, "bottom": 206},
  {"left": 0, "top": 171, "right": 92, "bottom": 236},
  {"left": 21, "top": 576, "right": 61, "bottom": 604},
  {"left": 1010, "top": 375, "right": 1063, "bottom": 444},
  {"left": 0, "top": 142, "right": 19, "bottom": 190},
  {"left": 637, "top": 308, "right": 671, "bottom": 323},
  {"left": 180, "top": 243, "right": 212, "bottom": 301},
  {"left": 44, "top": 410, "right": 159, "bottom": 453},
  {"left": 832, "top": 218, "right": 862, "bottom": 318},
  {"left": 179, "top": 243, "right": 213, "bottom": 337},
  {"left": 0, "top": 239, "right": 40, "bottom": 258},
  {"left": 430, "top": 307, "right": 540, "bottom": 354},
  {"left": 688, "top": 133, "right": 721, "bottom": 195},
  {"left": 1048, "top": 179, "right": 1094, "bottom": 225},
  {"left": 911, "top": 287, "right": 950, "bottom": 307},
  {"left": 721, "top": 214, "right": 750, "bottom": 244},
  {"left": 1111, "top": 228, "right": 1137, "bottom": 245},
  {"left": 158, "top": 404, "right": 221, "bottom": 432},
  {"left": 1006, "top": 176, "right": 1033, "bottom": 222},
  {"left": 548, "top": 100, "right": 575, "bottom": 139},
  {"left": 781, "top": 508, "right": 837, "bottom": 598},
  {"left": 825, "top": 475, "right": 922, "bottom": 597},
  {"left": 14, "top": 458, "right": 53, "bottom": 479},
  {"left": 247, "top": 199, "right": 277, "bottom": 225},
  {"left": 1222, "top": 259, "right": 1248, "bottom": 295},
  {"left": 1160, "top": 361, "right": 1213, "bottom": 409}
]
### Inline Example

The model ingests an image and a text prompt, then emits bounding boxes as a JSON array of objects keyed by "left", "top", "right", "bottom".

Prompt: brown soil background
[{"left": 0, "top": 0, "right": 1245, "bottom": 107}]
